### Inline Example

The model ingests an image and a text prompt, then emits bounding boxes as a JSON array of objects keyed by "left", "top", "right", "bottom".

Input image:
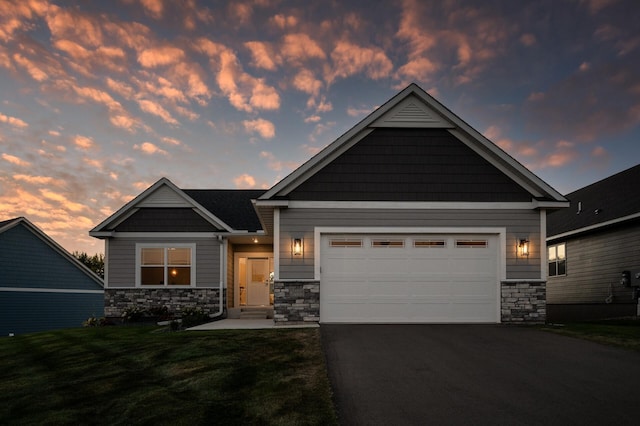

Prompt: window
[
  {"left": 371, "top": 239, "right": 405, "bottom": 248},
  {"left": 330, "top": 239, "right": 363, "bottom": 248},
  {"left": 456, "top": 240, "right": 487, "bottom": 248},
  {"left": 138, "top": 245, "right": 194, "bottom": 286},
  {"left": 414, "top": 239, "right": 446, "bottom": 248},
  {"left": 548, "top": 243, "right": 566, "bottom": 277}
]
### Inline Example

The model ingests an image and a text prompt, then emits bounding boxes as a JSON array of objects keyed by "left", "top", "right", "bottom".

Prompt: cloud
[
  {"left": 347, "top": 106, "right": 375, "bottom": 117},
  {"left": 0, "top": 112, "right": 28, "bottom": 128},
  {"left": 40, "top": 188, "right": 87, "bottom": 212},
  {"left": 293, "top": 69, "right": 322, "bottom": 96},
  {"left": 138, "top": 46, "right": 185, "bottom": 68},
  {"left": 259, "top": 151, "right": 299, "bottom": 172},
  {"left": 137, "top": 99, "right": 179, "bottom": 125},
  {"left": 134, "top": 142, "right": 168, "bottom": 156},
  {"left": 214, "top": 47, "right": 281, "bottom": 112},
  {"left": 233, "top": 173, "right": 256, "bottom": 188},
  {"left": 281, "top": 33, "right": 326, "bottom": 64},
  {"left": 520, "top": 33, "right": 537, "bottom": 47},
  {"left": 12, "top": 174, "right": 64, "bottom": 186},
  {"left": 73, "top": 135, "right": 94, "bottom": 150},
  {"left": 243, "top": 118, "right": 275, "bottom": 139},
  {"left": 245, "top": 41, "right": 279, "bottom": 71},
  {"left": 162, "top": 136, "right": 182, "bottom": 146},
  {"left": 1, "top": 153, "right": 31, "bottom": 167},
  {"left": 271, "top": 14, "right": 298, "bottom": 30},
  {"left": 46, "top": 5, "right": 104, "bottom": 48},
  {"left": 327, "top": 41, "right": 393, "bottom": 83},
  {"left": 141, "top": 0, "right": 164, "bottom": 19}
]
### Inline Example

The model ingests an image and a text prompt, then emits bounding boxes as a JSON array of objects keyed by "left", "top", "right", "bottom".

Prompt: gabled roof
[
  {"left": 258, "top": 83, "right": 567, "bottom": 205},
  {"left": 547, "top": 164, "right": 640, "bottom": 239},
  {"left": 90, "top": 178, "right": 265, "bottom": 236},
  {"left": 0, "top": 217, "right": 104, "bottom": 287},
  {"left": 184, "top": 189, "right": 266, "bottom": 232}
]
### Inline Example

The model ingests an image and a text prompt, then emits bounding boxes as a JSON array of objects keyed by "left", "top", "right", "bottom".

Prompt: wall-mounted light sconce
[
  {"left": 518, "top": 239, "right": 530, "bottom": 257},
  {"left": 292, "top": 238, "right": 303, "bottom": 256}
]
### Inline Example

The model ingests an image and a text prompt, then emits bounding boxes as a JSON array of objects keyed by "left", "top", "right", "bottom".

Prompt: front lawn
[
  {"left": 542, "top": 318, "right": 640, "bottom": 352},
  {"left": 0, "top": 327, "right": 338, "bottom": 425}
]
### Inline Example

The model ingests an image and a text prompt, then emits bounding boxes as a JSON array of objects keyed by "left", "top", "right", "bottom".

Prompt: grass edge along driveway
[{"left": 0, "top": 327, "right": 338, "bottom": 426}]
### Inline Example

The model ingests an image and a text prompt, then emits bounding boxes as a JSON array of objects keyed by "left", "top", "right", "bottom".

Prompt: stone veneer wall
[
  {"left": 104, "top": 288, "right": 223, "bottom": 318},
  {"left": 273, "top": 281, "right": 320, "bottom": 324},
  {"left": 501, "top": 281, "right": 546, "bottom": 324}
]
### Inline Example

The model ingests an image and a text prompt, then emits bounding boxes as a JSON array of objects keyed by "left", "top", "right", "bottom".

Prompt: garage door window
[
  {"left": 330, "top": 239, "right": 362, "bottom": 248},
  {"left": 414, "top": 239, "right": 446, "bottom": 248},
  {"left": 456, "top": 240, "right": 487, "bottom": 248},
  {"left": 371, "top": 239, "right": 405, "bottom": 248}
]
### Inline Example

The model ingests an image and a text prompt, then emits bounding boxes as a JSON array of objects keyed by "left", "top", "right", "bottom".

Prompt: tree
[{"left": 72, "top": 251, "right": 105, "bottom": 278}]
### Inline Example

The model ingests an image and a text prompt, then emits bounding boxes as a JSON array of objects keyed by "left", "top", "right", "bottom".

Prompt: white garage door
[{"left": 320, "top": 234, "right": 499, "bottom": 323}]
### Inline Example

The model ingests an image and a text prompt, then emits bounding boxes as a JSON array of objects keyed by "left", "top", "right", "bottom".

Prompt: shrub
[
  {"left": 83, "top": 316, "right": 110, "bottom": 327},
  {"left": 180, "top": 307, "right": 210, "bottom": 328}
]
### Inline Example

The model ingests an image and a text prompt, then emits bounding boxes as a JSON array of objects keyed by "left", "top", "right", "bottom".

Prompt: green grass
[
  {"left": 541, "top": 319, "right": 640, "bottom": 352},
  {"left": 0, "top": 327, "right": 338, "bottom": 425}
]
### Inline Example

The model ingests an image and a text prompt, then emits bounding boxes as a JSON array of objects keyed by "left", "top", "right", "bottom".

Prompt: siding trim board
[{"left": 283, "top": 201, "right": 554, "bottom": 210}]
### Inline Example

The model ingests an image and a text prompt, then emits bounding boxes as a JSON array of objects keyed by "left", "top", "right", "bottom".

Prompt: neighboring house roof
[
  {"left": 90, "top": 178, "right": 266, "bottom": 236},
  {"left": 184, "top": 189, "right": 266, "bottom": 232},
  {"left": 258, "top": 83, "right": 567, "bottom": 204},
  {"left": 0, "top": 217, "right": 104, "bottom": 287},
  {"left": 547, "top": 164, "right": 640, "bottom": 240}
]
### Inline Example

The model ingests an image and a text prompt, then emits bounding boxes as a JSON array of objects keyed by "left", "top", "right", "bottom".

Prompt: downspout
[{"left": 209, "top": 235, "right": 226, "bottom": 320}]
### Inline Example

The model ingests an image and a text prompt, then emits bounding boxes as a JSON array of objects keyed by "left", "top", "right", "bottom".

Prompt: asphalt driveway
[{"left": 321, "top": 324, "right": 640, "bottom": 426}]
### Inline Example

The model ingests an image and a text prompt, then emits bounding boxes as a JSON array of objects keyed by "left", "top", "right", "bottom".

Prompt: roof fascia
[{"left": 547, "top": 211, "right": 640, "bottom": 242}]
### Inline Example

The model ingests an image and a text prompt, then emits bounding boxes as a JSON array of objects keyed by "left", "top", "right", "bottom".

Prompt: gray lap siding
[
  {"left": 278, "top": 208, "right": 542, "bottom": 280},
  {"left": 107, "top": 238, "right": 221, "bottom": 288},
  {"left": 547, "top": 223, "right": 640, "bottom": 307}
]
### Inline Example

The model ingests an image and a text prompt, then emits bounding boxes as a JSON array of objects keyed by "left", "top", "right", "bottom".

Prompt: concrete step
[{"left": 239, "top": 311, "right": 269, "bottom": 319}]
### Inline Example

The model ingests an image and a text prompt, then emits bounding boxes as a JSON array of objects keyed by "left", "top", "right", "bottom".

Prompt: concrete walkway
[{"left": 187, "top": 318, "right": 319, "bottom": 330}]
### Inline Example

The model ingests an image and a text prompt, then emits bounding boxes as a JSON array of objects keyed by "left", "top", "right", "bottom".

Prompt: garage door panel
[{"left": 321, "top": 234, "right": 499, "bottom": 323}]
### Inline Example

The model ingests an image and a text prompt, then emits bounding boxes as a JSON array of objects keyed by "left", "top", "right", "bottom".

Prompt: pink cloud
[
  {"left": 12, "top": 53, "right": 49, "bottom": 81},
  {"left": 245, "top": 41, "right": 279, "bottom": 71},
  {"left": 281, "top": 33, "right": 326, "bottom": 64},
  {"left": 12, "top": 174, "right": 65, "bottom": 186},
  {"left": 138, "top": 46, "right": 185, "bottom": 68},
  {"left": 243, "top": 118, "right": 275, "bottom": 139},
  {"left": 0, "top": 112, "right": 28, "bottom": 128},
  {"left": 46, "top": 5, "right": 103, "bottom": 48},
  {"left": 74, "top": 135, "right": 94, "bottom": 150},
  {"left": 271, "top": 14, "right": 298, "bottom": 30},
  {"left": 520, "top": 33, "right": 537, "bottom": 47},
  {"left": 137, "top": 99, "right": 179, "bottom": 125},
  {"left": 141, "top": 0, "right": 164, "bottom": 19},
  {"left": 134, "top": 141, "right": 168, "bottom": 156},
  {"left": 40, "top": 188, "right": 87, "bottom": 212},
  {"left": 1, "top": 153, "right": 31, "bottom": 167},
  {"left": 327, "top": 41, "right": 393, "bottom": 83},
  {"left": 233, "top": 173, "right": 256, "bottom": 189},
  {"left": 259, "top": 151, "right": 299, "bottom": 172}
]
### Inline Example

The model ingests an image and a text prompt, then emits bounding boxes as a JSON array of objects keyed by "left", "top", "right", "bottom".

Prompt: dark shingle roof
[
  {"left": 183, "top": 189, "right": 266, "bottom": 232},
  {"left": 547, "top": 164, "right": 640, "bottom": 237}
]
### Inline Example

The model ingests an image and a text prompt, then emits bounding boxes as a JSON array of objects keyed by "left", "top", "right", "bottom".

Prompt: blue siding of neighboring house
[
  {"left": 0, "top": 224, "right": 102, "bottom": 291},
  {"left": 0, "top": 222, "right": 103, "bottom": 335},
  {"left": 0, "top": 291, "right": 104, "bottom": 335}
]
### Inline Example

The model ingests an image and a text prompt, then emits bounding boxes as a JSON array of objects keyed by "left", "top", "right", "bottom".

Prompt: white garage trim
[{"left": 314, "top": 227, "right": 506, "bottom": 281}]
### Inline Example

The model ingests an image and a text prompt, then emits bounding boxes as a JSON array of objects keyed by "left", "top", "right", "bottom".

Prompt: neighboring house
[
  {"left": 0, "top": 217, "right": 104, "bottom": 335},
  {"left": 546, "top": 164, "right": 640, "bottom": 321},
  {"left": 90, "top": 84, "right": 568, "bottom": 324}
]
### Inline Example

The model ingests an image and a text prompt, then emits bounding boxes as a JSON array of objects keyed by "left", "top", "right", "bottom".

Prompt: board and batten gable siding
[
  {"left": 288, "top": 128, "right": 532, "bottom": 202},
  {"left": 113, "top": 208, "right": 219, "bottom": 232},
  {"left": 278, "top": 208, "right": 541, "bottom": 280},
  {"left": 547, "top": 221, "right": 640, "bottom": 305},
  {"left": 107, "top": 238, "right": 221, "bottom": 288},
  {"left": 0, "top": 223, "right": 102, "bottom": 291}
]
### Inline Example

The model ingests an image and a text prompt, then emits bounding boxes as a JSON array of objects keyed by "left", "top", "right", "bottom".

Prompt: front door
[{"left": 247, "top": 258, "right": 270, "bottom": 306}]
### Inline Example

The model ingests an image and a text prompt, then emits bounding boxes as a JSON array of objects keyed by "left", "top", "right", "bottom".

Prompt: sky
[{"left": 0, "top": 0, "right": 639, "bottom": 255}]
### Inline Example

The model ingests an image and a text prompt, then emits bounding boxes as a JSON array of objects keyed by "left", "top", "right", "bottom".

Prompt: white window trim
[{"left": 135, "top": 243, "right": 196, "bottom": 288}]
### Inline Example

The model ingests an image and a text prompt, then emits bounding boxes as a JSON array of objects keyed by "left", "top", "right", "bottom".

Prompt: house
[
  {"left": 90, "top": 83, "right": 568, "bottom": 324},
  {"left": 0, "top": 217, "right": 104, "bottom": 335},
  {"left": 546, "top": 164, "right": 640, "bottom": 321}
]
